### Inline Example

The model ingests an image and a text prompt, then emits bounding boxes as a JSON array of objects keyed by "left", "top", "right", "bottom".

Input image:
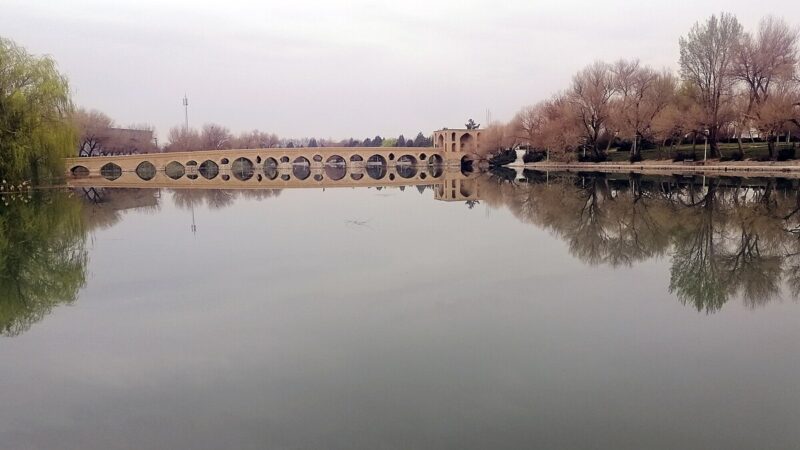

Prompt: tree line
[
  {"left": 483, "top": 14, "right": 800, "bottom": 162},
  {"left": 163, "top": 125, "right": 434, "bottom": 152}
]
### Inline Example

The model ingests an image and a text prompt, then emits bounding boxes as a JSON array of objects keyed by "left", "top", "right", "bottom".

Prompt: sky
[{"left": 3, "top": 0, "right": 800, "bottom": 142}]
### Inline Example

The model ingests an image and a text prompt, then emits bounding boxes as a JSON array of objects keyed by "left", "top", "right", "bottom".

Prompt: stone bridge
[
  {"left": 64, "top": 146, "right": 472, "bottom": 186},
  {"left": 64, "top": 146, "right": 483, "bottom": 198}
]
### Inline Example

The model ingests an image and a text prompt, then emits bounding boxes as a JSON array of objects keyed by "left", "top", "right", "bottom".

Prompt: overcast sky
[{"left": 3, "top": 0, "right": 800, "bottom": 141}]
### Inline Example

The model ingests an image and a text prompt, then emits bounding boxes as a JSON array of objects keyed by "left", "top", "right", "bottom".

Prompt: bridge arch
[
  {"left": 101, "top": 162, "right": 123, "bottom": 181},
  {"left": 136, "top": 161, "right": 156, "bottom": 181},
  {"left": 293, "top": 156, "right": 310, "bottom": 180},
  {"left": 70, "top": 165, "right": 89, "bottom": 178},
  {"left": 165, "top": 161, "right": 185, "bottom": 180},
  {"left": 232, "top": 157, "right": 255, "bottom": 181},
  {"left": 263, "top": 157, "right": 278, "bottom": 180},
  {"left": 366, "top": 154, "right": 387, "bottom": 180},
  {"left": 199, "top": 160, "right": 219, "bottom": 179},
  {"left": 396, "top": 155, "right": 417, "bottom": 179},
  {"left": 324, "top": 155, "right": 346, "bottom": 181}
]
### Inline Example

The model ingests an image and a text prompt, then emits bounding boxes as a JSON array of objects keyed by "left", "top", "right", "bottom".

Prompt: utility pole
[{"left": 183, "top": 94, "right": 189, "bottom": 130}]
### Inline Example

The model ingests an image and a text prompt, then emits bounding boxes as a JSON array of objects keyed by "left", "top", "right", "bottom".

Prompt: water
[{"left": 1, "top": 172, "right": 800, "bottom": 449}]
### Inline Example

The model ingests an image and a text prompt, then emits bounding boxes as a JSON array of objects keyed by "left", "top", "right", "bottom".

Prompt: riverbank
[{"left": 521, "top": 159, "right": 800, "bottom": 178}]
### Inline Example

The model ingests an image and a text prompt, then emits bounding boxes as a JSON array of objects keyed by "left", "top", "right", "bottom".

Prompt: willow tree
[{"left": 0, "top": 37, "right": 75, "bottom": 183}]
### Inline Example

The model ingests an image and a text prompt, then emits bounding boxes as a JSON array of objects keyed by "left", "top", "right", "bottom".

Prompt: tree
[
  {"left": 413, "top": 132, "right": 429, "bottom": 147},
  {"left": 234, "top": 130, "right": 280, "bottom": 149},
  {"left": 481, "top": 122, "right": 514, "bottom": 156},
  {"left": 165, "top": 126, "right": 201, "bottom": 152},
  {"left": 396, "top": 135, "right": 406, "bottom": 147},
  {"left": 733, "top": 16, "right": 799, "bottom": 158},
  {"left": 372, "top": 135, "right": 383, "bottom": 147},
  {"left": 465, "top": 118, "right": 480, "bottom": 129},
  {"left": 308, "top": 138, "right": 318, "bottom": 147},
  {"left": 200, "top": 123, "right": 232, "bottom": 150},
  {"left": 540, "top": 94, "right": 582, "bottom": 161},
  {"left": 569, "top": 61, "right": 616, "bottom": 159},
  {"left": 679, "top": 13, "right": 743, "bottom": 157},
  {"left": 73, "top": 108, "right": 114, "bottom": 156},
  {"left": 0, "top": 37, "right": 75, "bottom": 182},
  {"left": 511, "top": 103, "right": 547, "bottom": 147},
  {"left": 611, "top": 60, "right": 676, "bottom": 160}
]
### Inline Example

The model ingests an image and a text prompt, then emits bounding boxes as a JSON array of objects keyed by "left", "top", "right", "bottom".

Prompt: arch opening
[
  {"left": 135, "top": 161, "right": 156, "bottom": 181},
  {"left": 324, "top": 155, "right": 346, "bottom": 181},
  {"left": 366, "top": 154, "right": 387, "bottom": 180},
  {"left": 100, "top": 163, "right": 122, "bottom": 181},
  {"left": 263, "top": 157, "right": 279, "bottom": 180},
  {"left": 165, "top": 161, "right": 185, "bottom": 180},
  {"left": 292, "top": 156, "right": 310, "bottom": 180},
  {"left": 199, "top": 160, "right": 219, "bottom": 179},
  {"left": 396, "top": 155, "right": 418, "bottom": 179},
  {"left": 70, "top": 165, "right": 90, "bottom": 178},
  {"left": 231, "top": 157, "right": 255, "bottom": 181}
]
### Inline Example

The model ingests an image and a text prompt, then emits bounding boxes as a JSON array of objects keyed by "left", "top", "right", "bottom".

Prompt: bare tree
[
  {"left": 569, "top": 61, "right": 616, "bottom": 159},
  {"left": 541, "top": 94, "right": 582, "bottom": 161},
  {"left": 612, "top": 60, "right": 677, "bottom": 159},
  {"left": 734, "top": 16, "right": 799, "bottom": 158},
  {"left": 73, "top": 108, "right": 114, "bottom": 156},
  {"left": 511, "top": 103, "right": 547, "bottom": 147},
  {"left": 165, "top": 126, "right": 201, "bottom": 152},
  {"left": 200, "top": 123, "right": 232, "bottom": 150},
  {"left": 679, "top": 12, "right": 743, "bottom": 157}
]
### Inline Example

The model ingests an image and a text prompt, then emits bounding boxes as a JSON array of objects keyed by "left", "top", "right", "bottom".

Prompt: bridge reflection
[{"left": 67, "top": 161, "right": 483, "bottom": 203}]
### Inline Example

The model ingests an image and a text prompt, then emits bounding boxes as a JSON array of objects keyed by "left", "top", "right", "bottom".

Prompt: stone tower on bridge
[{"left": 432, "top": 129, "right": 483, "bottom": 160}]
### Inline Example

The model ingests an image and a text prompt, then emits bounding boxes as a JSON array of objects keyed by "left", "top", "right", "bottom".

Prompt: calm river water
[{"left": 1, "top": 172, "right": 799, "bottom": 449}]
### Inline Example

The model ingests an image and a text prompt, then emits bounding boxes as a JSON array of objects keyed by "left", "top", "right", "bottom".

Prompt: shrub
[
  {"left": 578, "top": 153, "right": 608, "bottom": 163},
  {"left": 720, "top": 152, "right": 743, "bottom": 162},
  {"left": 522, "top": 151, "right": 545, "bottom": 163},
  {"left": 777, "top": 148, "right": 796, "bottom": 161},
  {"left": 672, "top": 151, "right": 697, "bottom": 162},
  {"left": 488, "top": 149, "right": 516, "bottom": 167}
]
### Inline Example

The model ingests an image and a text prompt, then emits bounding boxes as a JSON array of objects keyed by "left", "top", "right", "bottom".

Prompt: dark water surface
[{"left": 1, "top": 173, "right": 800, "bottom": 449}]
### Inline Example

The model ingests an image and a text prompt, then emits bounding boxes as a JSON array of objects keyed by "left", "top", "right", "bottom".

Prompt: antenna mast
[{"left": 182, "top": 94, "right": 189, "bottom": 130}]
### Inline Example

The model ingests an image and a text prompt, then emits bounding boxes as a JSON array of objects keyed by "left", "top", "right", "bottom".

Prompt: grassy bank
[{"left": 602, "top": 142, "right": 796, "bottom": 163}]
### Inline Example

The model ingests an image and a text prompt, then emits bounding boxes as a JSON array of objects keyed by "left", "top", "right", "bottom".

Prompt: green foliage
[
  {"left": 0, "top": 37, "right": 76, "bottom": 183},
  {"left": 465, "top": 118, "right": 480, "bottom": 129},
  {"left": 0, "top": 190, "right": 87, "bottom": 336}
]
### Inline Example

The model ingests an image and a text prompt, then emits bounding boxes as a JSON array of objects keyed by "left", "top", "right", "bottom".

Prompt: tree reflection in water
[
  {"left": 482, "top": 171, "right": 800, "bottom": 313},
  {"left": 0, "top": 190, "right": 87, "bottom": 336}
]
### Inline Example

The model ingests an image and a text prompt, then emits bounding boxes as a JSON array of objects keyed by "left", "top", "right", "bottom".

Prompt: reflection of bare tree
[
  {"left": 482, "top": 171, "right": 800, "bottom": 313},
  {"left": 171, "top": 189, "right": 282, "bottom": 210},
  {"left": 669, "top": 183, "right": 728, "bottom": 312},
  {"left": 79, "top": 188, "right": 160, "bottom": 231}
]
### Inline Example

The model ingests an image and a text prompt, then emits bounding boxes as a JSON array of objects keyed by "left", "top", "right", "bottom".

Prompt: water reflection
[
  {"left": 481, "top": 171, "right": 800, "bottom": 312},
  {"left": 7, "top": 171, "right": 800, "bottom": 338},
  {"left": 0, "top": 191, "right": 87, "bottom": 336}
]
